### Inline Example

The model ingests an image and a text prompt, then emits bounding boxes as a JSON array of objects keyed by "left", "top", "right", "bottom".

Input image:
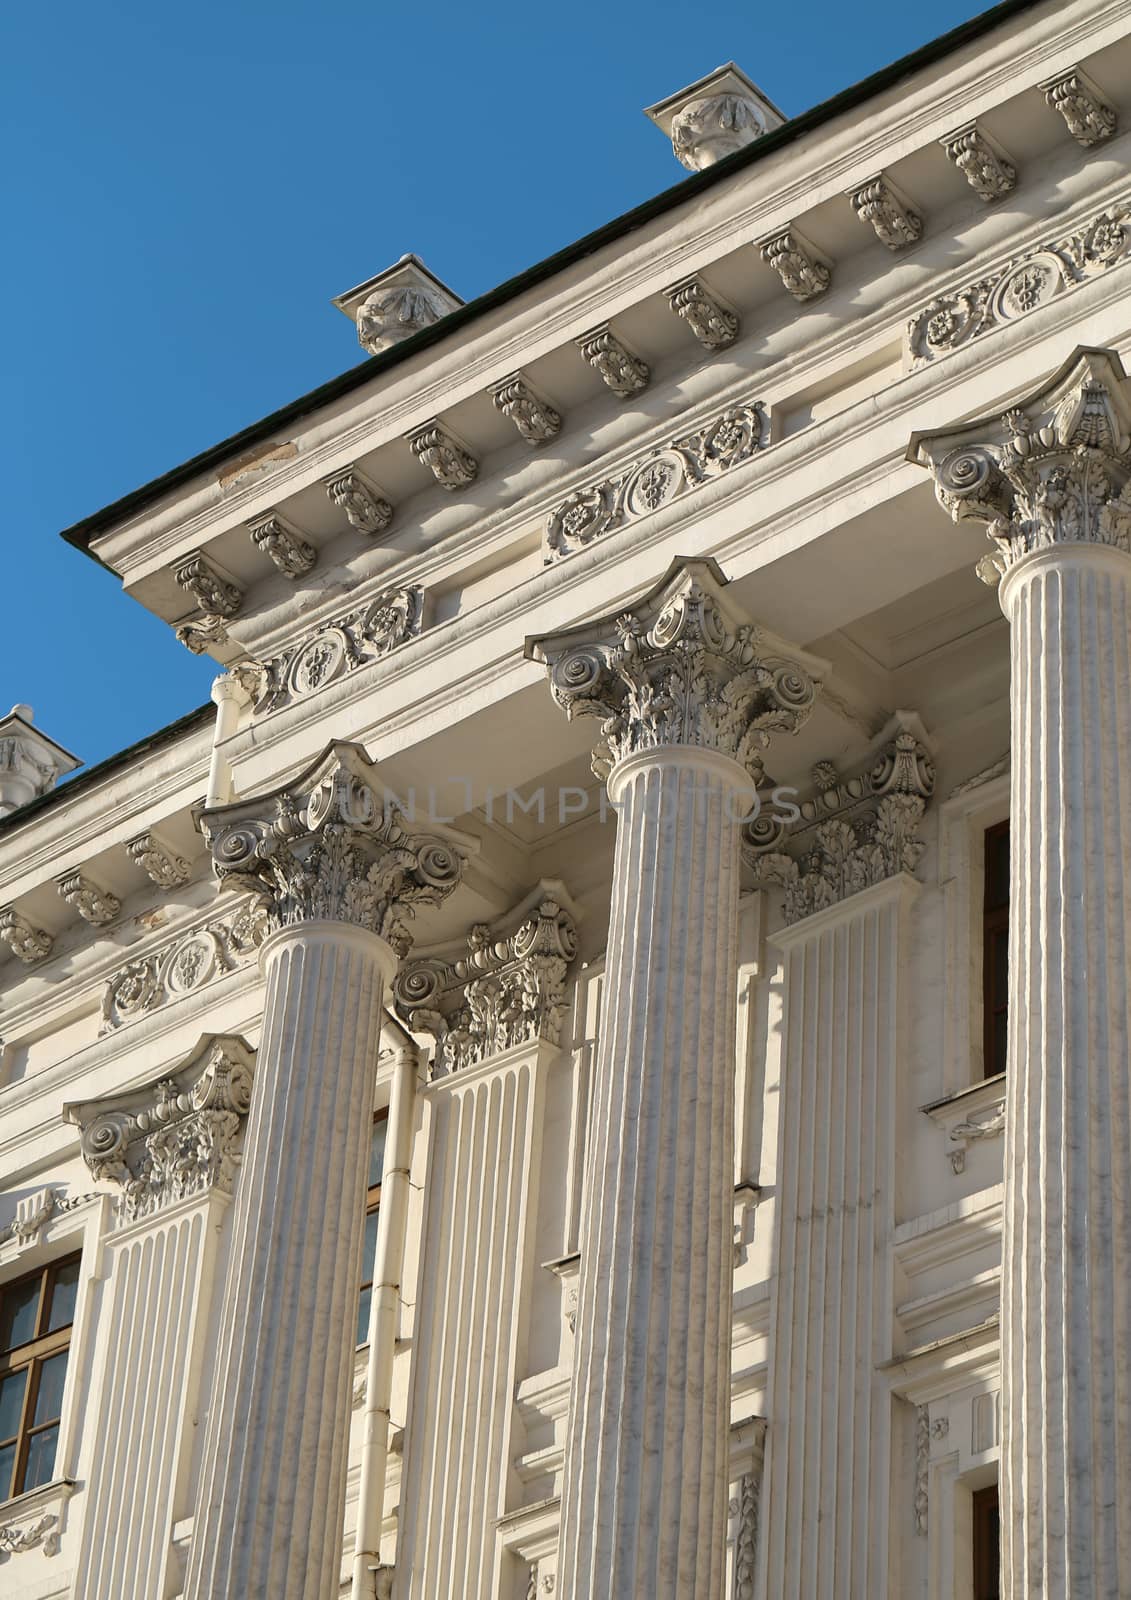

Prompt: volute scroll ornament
[
  {"left": 909, "top": 346, "right": 1131, "bottom": 587},
  {"left": 196, "top": 743, "right": 471, "bottom": 956},
  {"left": 528, "top": 558, "right": 823, "bottom": 785}
]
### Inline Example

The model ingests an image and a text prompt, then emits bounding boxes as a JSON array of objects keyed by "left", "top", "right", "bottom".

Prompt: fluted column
[
  {"left": 184, "top": 743, "right": 468, "bottom": 1600},
  {"left": 529, "top": 559, "right": 823, "bottom": 1600},
  {"left": 913, "top": 348, "right": 1131, "bottom": 1598}
]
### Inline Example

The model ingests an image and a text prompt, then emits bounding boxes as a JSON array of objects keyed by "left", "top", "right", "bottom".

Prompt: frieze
[
  {"left": 0, "top": 1512, "right": 59, "bottom": 1558},
  {"left": 908, "top": 200, "right": 1131, "bottom": 363},
  {"left": 100, "top": 899, "right": 268, "bottom": 1031},
  {"left": 544, "top": 401, "right": 764, "bottom": 562},
  {"left": 248, "top": 585, "right": 425, "bottom": 715}
]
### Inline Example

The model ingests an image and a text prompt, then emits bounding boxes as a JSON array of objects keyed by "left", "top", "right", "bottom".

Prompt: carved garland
[
  {"left": 545, "top": 402, "right": 764, "bottom": 562},
  {"left": 907, "top": 200, "right": 1131, "bottom": 363},
  {"left": 100, "top": 900, "right": 268, "bottom": 1031},
  {"left": 247, "top": 586, "right": 424, "bottom": 716}
]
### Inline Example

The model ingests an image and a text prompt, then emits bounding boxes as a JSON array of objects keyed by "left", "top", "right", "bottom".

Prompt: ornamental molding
[
  {"left": 670, "top": 92, "right": 766, "bottom": 172},
  {"left": 196, "top": 742, "right": 472, "bottom": 953},
  {"left": 849, "top": 176, "right": 923, "bottom": 251},
  {"left": 0, "top": 908, "right": 53, "bottom": 966},
  {"left": 392, "top": 880, "right": 580, "bottom": 1078},
  {"left": 100, "top": 898, "right": 269, "bottom": 1032},
  {"left": 528, "top": 557, "right": 823, "bottom": 785},
  {"left": 126, "top": 831, "right": 192, "bottom": 889},
  {"left": 907, "top": 199, "right": 1131, "bottom": 364},
  {"left": 575, "top": 325, "right": 650, "bottom": 398},
  {"left": 65, "top": 1036, "right": 255, "bottom": 1226},
  {"left": 248, "top": 512, "right": 317, "bottom": 579},
  {"left": 0, "top": 1188, "right": 96, "bottom": 1251},
  {"left": 1041, "top": 67, "right": 1117, "bottom": 147},
  {"left": 246, "top": 585, "right": 424, "bottom": 716},
  {"left": 172, "top": 551, "right": 243, "bottom": 618},
  {"left": 0, "top": 1511, "right": 59, "bottom": 1559},
  {"left": 744, "top": 713, "right": 935, "bottom": 924},
  {"left": 664, "top": 276, "right": 739, "bottom": 350},
  {"left": 356, "top": 282, "right": 451, "bottom": 354},
  {"left": 909, "top": 346, "right": 1131, "bottom": 586},
  {"left": 758, "top": 229, "right": 831, "bottom": 301},
  {"left": 941, "top": 124, "right": 1017, "bottom": 202},
  {"left": 544, "top": 400, "right": 765, "bottom": 563},
  {"left": 324, "top": 468, "right": 394, "bottom": 537},
  {"left": 406, "top": 421, "right": 478, "bottom": 490},
  {"left": 729, "top": 1419, "right": 767, "bottom": 1600},
  {"left": 948, "top": 1096, "right": 1006, "bottom": 1174},
  {"left": 56, "top": 871, "right": 120, "bottom": 927},
  {"left": 176, "top": 613, "right": 229, "bottom": 655},
  {"left": 491, "top": 375, "right": 563, "bottom": 446}
]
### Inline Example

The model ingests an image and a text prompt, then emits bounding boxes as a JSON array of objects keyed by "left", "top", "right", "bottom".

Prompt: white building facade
[{"left": 2, "top": 2, "right": 1130, "bottom": 1595}]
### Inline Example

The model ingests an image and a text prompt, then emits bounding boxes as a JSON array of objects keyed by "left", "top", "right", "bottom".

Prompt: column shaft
[
  {"left": 186, "top": 925, "right": 391, "bottom": 1600},
  {"left": 761, "top": 878, "right": 911, "bottom": 1600},
  {"left": 558, "top": 755, "right": 739, "bottom": 1600},
  {"left": 1001, "top": 547, "right": 1131, "bottom": 1596}
]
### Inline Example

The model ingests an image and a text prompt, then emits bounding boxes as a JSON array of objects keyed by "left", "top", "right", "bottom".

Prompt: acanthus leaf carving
[
  {"left": 175, "top": 613, "right": 230, "bottom": 655},
  {"left": 0, "top": 908, "right": 53, "bottom": 965},
  {"left": 1042, "top": 69, "right": 1117, "bottom": 147},
  {"left": 942, "top": 125, "right": 1017, "bottom": 202},
  {"left": 530, "top": 559, "right": 821, "bottom": 784},
  {"left": 406, "top": 421, "right": 478, "bottom": 490},
  {"left": 575, "top": 325, "right": 650, "bottom": 398},
  {"left": 172, "top": 552, "right": 243, "bottom": 618},
  {"left": 849, "top": 176, "right": 923, "bottom": 251},
  {"left": 759, "top": 229, "right": 831, "bottom": 301},
  {"left": 744, "top": 716, "right": 935, "bottom": 923},
  {"left": 324, "top": 469, "right": 394, "bottom": 537},
  {"left": 196, "top": 743, "right": 469, "bottom": 954},
  {"left": 491, "top": 375, "right": 562, "bottom": 445},
  {"left": 126, "top": 832, "right": 192, "bottom": 889},
  {"left": 665, "top": 276, "right": 739, "bottom": 350},
  {"left": 248, "top": 513, "right": 317, "bottom": 579},
  {"left": 66, "top": 1037, "right": 256, "bottom": 1226},
  {"left": 56, "top": 872, "right": 120, "bottom": 926},
  {"left": 907, "top": 200, "right": 1131, "bottom": 363},
  {"left": 544, "top": 400, "right": 764, "bottom": 562},
  {"left": 393, "top": 883, "right": 579, "bottom": 1077},
  {"left": 910, "top": 347, "right": 1131, "bottom": 584},
  {"left": 250, "top": 585, "right": 424, "bottom": 716},
  {"left": 669, "top": 92, "right": 766, "bottom": 171}
]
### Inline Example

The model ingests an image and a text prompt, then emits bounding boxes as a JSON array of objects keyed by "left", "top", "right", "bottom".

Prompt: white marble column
[
  {"left": 65, "top": 1038, "right": 255, "bottom": 1600},
  {"left": 185, "top": 744, "right": 467, "bottom": 1600},
  {"left": 913, "top": 348, "right": 1131, "bottom": 1598},
  {"left": 530, "top": 560, "right": 822, "bottom": 1600}
]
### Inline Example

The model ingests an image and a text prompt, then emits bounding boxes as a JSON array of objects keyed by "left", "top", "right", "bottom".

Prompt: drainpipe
[
  {"left": 351, "top": 1022, "right": 420, "bottom": 1600},
  {"left": 205, "top": 669, "right": 255, "bottom": 806}
]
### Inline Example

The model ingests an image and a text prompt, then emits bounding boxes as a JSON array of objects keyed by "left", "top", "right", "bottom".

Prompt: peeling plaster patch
[{"left": 218, "top": 440, "right": 299, "bottom": 491}]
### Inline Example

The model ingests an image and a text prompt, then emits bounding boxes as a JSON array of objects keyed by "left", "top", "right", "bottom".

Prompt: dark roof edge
[
  {"left": 61, "top": 0, "right": 1038, "bottom": 558},
  {"left": 0, "top": 702, "right": 213, "bottom": 836}
]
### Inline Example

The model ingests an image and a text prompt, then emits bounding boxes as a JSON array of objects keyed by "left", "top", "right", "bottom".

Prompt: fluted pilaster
[
  {"left": 912, "top": 347, "right": 1131, "bottom": 1597},
  {"left": 760, "top": 877, "right": 915, "bottom": 1600}
]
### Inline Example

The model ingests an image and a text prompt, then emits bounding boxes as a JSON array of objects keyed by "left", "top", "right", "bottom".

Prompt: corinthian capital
[
  {"left": 527, "top": 558, "right": 825, "bottom": 783},
  {"left": 195, "top": 743, "right": 471, "bottom": 954},
  {"left": 909, "top": 346, "right": 1131, "bottom": 585},
  {"left": 392, "top": 880, "right": 580, "bottom": 1076}
]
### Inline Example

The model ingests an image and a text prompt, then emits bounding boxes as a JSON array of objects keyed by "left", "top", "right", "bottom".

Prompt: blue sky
[{"left": 3, "top": 0, "right": 990, "bottom": 774}]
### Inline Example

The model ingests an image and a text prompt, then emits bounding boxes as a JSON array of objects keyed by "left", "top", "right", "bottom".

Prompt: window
[
  {"left": 356, "top": 1112, "right": 388, "bottom": 1347},
  {"left": 983, "top": 821, "right": 1009, "bottom": 1079},
  {"left": 972, "top": 1483, "right": 1000, "bottom": 1600},
  {"left": 0, "top": 1254, "right": 80, "bottom": 1502}
]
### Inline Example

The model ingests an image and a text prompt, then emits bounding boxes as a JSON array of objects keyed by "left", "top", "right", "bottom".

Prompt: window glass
[
  {"left": 0, "top": 1255, "right": 80, "bottom": 1503},
  {"left": 0, "top": 1279, "right": 40, "bottom": 1354},
  {"left": 357, "top": 1285, "right": 372, "bottom": 1350},
  {"left": 47, "top": 1260, "right": 81, "bottom": 1333},
  {"left": 0, "top": 1369, "right": 27, "bottom": 1441},
  {"left": 983, "top": 821, "right": 1010, "bottom": 1079},
  {"left": 24, "top": 1426, "right": 59, "bottom": 1492},
  {"left": 34, "top": 1352, "right": 68, "bottom": 1425},
  {"left": 368, "top": 1118, "right": 388, "bottom": 1192}
]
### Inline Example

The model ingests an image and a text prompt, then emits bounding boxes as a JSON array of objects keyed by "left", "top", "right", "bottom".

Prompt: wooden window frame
[
  {"left": 0, "top": 1253, "right": 80, "bottom": 1503},
  {"left": 972, "top": 1481, "right": 1000, "bottom": 1600},
  {"left": 982, "top": 819, "right": 1010, "bottom": 1080},
  {"left": 357, "top": 1109, "right": 389, "bottom": 1347}
]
